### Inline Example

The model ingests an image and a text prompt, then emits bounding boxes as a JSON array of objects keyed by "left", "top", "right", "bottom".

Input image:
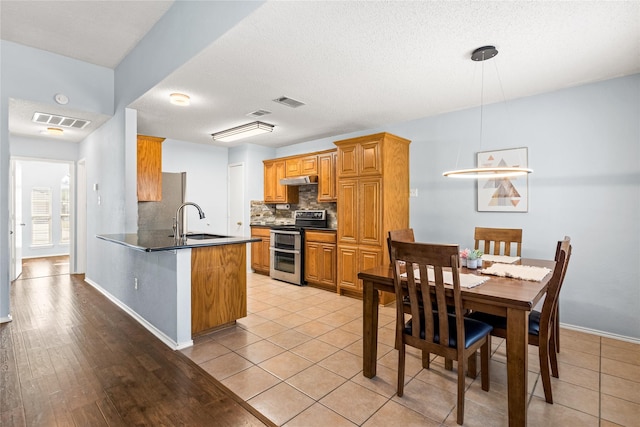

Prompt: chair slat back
[
  {"left": 474, "top": 227, "right": 523, "bottom": 256},
  {"left": 387, "top": 229, "right": 415, "bottom": 263},
  {"left": 540, "top": 239, "right": 572, "bottom": 332},
  {"left": 390, "top": 241, "right": 462, "bottom": 348}
]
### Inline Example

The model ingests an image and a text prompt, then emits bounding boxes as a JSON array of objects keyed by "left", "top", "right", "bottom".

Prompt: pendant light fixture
[{"left": 443, "top": 46, "right": 533, "bottom": 179}]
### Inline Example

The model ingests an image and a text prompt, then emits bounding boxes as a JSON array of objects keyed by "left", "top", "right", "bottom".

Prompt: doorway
[
  {"left": 10, "top": 157, "right": 76, "bottom": 279},
  {"left": 227, "top": 162, "right": 245, "bottom": 237}
]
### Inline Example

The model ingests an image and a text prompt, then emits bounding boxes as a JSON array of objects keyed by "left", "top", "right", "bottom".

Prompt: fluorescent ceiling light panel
[{"left": 211, "top": 121, "right": 274, "bottom": 142}]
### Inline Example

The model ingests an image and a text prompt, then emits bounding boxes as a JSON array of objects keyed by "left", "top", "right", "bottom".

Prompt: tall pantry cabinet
[{"left": 334, "top": 132, "right": 411, "bottom": 303}]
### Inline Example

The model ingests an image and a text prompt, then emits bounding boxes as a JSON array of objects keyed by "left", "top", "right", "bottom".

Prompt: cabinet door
[
  {"left": 300, "top": 155, "right": 318, "bottom": 175},
  {"left": 319, "top": 244, "right": 337, "bottom": 286},
  {"left": 357, "top": 246, "right": 382, "bottom": 291},
  {"left": 137, "top": 135, "right": 164, "bottom": 201},
  {"left": 318, "top": 152, "right": 336, "bottom": 202},
  {"left": 359, "top": 140, "right": 381, "bottom": 176},
  {"left": 274, "top": 160, "right": 288, "bottom": 202},
  {"left": 337, "top": 179, "right": 358, "bottom": 244},
  {"left": 263, "top": 161, "right": 276, "bottom": 202},
  {"left": 337, "top": 143, "right": 358, "bottom": 177},
  {"left": 337, "top": 245, "right": 358, "bottom": 291},
  {"left": 285, "top": 158, "right": 302, "bottom": 177},
  {"left": 260, "top": 238, "right": 271, "bottom": 271},
  {"left": 304, "top": 241, "right": 320, "bottom": 283},
  {"left": 359, "top": 178, "right": 382, "bottom": 247}
]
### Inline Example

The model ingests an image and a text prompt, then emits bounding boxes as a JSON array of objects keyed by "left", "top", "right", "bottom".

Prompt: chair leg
[
  {"left": 467, "top": 350, "right": 478, "bottom": 378},
  {"left": 397, "top": 343, "right": 406, "bottom": 397},
  {"left": 549, "top": 334, "right": 560, "bottom": 378},
  {"left": 421, "top": 350, "right": 430, "bottom": 369},
  {"left": 481, "top": 339, "right": 490, "bottom": 392},
  {"left": 539, "top": 340, "right": 553, "bottom": 404},
  {"left": 445, "top": 358, "right": 453, "bottom": 371},
  {"left": 457, "top": 358, "right": 465, "bottom": 425},
  {"left": 555, "top": 305, "right": 560, "bottom": 353}
]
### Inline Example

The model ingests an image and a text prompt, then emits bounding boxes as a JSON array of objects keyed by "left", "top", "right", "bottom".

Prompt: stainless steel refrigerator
[{"left": 138, "top": 172, "right": 186, "bottom": 232}]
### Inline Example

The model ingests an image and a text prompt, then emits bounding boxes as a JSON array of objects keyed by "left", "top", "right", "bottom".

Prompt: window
[
  {"left": 31, "top": 187, "right": 52, "bottom": 246},
  {"left": 60, "top": 175, "right": 70, "bottom": 244}
]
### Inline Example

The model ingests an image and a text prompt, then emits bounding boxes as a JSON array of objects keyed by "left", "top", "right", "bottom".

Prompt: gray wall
[{"left": 273, "top": 74, "right": 640, "bottom": 340}]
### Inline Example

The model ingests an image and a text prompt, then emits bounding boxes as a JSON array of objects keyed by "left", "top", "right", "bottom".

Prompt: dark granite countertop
[{"left": 97, "top": 230, "right": 261, "bottom": 252}]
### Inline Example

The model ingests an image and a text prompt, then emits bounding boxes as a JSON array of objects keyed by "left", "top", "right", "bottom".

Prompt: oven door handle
[
  {"left": 269, "top": 247, "right": 300, "bottom": 255},
  {"left": 270, "top": 230, "right": 301, "bottom": 236}
]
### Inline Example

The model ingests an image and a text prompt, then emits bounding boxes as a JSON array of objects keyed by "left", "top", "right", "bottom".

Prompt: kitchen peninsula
[{"left": 95, "top": 231, "right": 259, "bottom": 349}]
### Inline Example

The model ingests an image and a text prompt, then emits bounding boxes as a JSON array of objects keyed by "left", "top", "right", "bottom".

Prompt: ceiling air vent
[
  {"left": 272, "top": 96, "right": 305, "bottom": 108},
  {"left": 32, "top": 112, "right": 91, "bottom": 129},
  {"left": 247, "top": 109, "right": 272, "bottom": 118}
]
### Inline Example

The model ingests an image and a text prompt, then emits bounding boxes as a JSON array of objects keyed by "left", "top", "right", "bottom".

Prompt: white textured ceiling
[{"left": 3, "top": 1, "right": 639, "bottom": 147}]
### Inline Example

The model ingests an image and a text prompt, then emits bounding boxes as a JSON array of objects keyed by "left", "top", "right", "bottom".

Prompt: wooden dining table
[{"left": 358, "top": 258, "right": 556, "bottom": 427}]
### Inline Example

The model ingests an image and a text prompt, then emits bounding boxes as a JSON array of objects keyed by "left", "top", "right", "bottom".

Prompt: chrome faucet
[{"left": 174, "top": 202, "right": 206, "bottom": 242}]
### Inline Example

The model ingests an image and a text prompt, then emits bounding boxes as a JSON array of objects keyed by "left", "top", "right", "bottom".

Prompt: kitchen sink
[{"left": 170, "top": 233, "right": 229, "bottom": 240}]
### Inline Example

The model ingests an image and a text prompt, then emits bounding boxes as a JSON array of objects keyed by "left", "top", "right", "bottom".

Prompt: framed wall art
[{"left": 477, "top": 147, "right": 529, "bottom": 212}]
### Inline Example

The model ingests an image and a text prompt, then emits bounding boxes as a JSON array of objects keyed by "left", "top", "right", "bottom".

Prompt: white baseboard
[
  {"left": 0, "top": 314, "right": 13, "bottom": 324},
  {"left": 560, "top": 322, "right": 640, "bottom": 345},
  {"left": 84, "top": 277, "right": 193, "bottom": 350}
]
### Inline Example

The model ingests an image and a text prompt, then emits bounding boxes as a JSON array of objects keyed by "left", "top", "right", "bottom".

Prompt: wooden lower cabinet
[
  {"left": 337, "top": 245, "right": 388, "bottom": 297},
  {"left": 191, "top": 244, "right": 247, "bottom": 335},
  {"left": 304, "top": 230, "right": 336, "bottom": 291},
  {"left": 250, "top": 226, "right": 271, "bottom": 275}
]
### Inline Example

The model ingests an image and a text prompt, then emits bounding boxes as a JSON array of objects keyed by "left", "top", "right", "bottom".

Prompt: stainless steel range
[{"left": 269, "top": 210, "right": 328, "bottom": 286}]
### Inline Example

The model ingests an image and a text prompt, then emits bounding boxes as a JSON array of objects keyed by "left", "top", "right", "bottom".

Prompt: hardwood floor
[{"left": 1, "top": 256, "right": 275, "bottom": 426}]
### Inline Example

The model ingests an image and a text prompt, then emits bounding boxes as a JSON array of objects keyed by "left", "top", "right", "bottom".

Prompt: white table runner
[
  {"left": 401, "top": 268, "right": 489, "bottom": 288},
  {"left": 481, "top": 254, "right": 520, "bottom": 264},
  {"left": 481, "top": 263, "right": 551, "bottom": 281}
]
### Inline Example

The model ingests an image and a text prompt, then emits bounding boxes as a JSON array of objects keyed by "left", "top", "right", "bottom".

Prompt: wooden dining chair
[
  {"left": 474, "top": 227, "right": 522, "bottom": 256},
  {"left": 553, "top": 236, "right": 571, "bottom": 353},
  {"left": 386, "top": 228, "right": 415, "bottom": 262},
  {"left": 390, "top": 241, "right": 493, "bottom": 425},
  {"left": 468, "top": 238, "right": 572, "bottom": 404}
]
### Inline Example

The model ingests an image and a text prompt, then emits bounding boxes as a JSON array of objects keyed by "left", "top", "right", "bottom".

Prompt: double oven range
[{"left": 269, "top": 210, "right": 328, "bottom": 286}]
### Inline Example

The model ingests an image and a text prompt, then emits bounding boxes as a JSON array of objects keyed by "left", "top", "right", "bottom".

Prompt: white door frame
[
  {"left": 227, "top": 162, "right": 245, "bottom": 237},
  {"left": 10, "top": 157, "right": 75, "bottom": 271},
  {"left": 9, "top": 159, "right": 22, "bottom": 281},
  {"left": 75, "top": 159, "right": 87, "bottom": 274}
]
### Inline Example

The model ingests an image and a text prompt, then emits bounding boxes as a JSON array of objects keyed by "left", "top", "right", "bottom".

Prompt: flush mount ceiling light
[
  {"left": 211, "top": 121, "right": 274, "bottom": 143},
  {"left": 443, "top": 46, "right": 533, "bottom": 179},
  {"left": 46, "top": 127, "right": 64, "bottom": 136},
  {"left": 169, "top": 93, "right": 190, "bottom": 106}
]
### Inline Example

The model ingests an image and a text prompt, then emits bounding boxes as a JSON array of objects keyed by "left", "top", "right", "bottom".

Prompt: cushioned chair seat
[
  {"left": 405, "top": 314, "right": 493, "bottom": 349},
  {"left": 468, "top": 310, "right": 541, "bottom": 336}
]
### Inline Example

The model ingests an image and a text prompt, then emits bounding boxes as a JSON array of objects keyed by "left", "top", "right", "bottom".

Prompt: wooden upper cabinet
[
  {"left": 264, "top": 159, "right": 298, "bottom": 204},
  {"left": 137, "top": 134, "right": 165, "bottom": 201},
  {"left": 336, "top": 138, "right": 382, "bottom": 178},
  {"left": 285, "top": 155, "right": 318, "bottom": 177},
  {"left": 318, "top": 151, "right": 337, "bottom": 202},
  {"left": 337, "top": 143, "right": 358, "bottom": 177},
  {"left": 360, "top": 140, "right": 382, "bottom": 175}
]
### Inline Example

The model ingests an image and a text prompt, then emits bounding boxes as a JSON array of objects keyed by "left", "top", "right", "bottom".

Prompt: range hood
[{"left": 279, "top": 175, "right": 318, "bottom": 186}]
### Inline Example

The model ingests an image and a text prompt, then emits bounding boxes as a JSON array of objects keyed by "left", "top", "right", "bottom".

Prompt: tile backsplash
[{"left": 250, "top": 185, "right": 337, "bottom": 228}]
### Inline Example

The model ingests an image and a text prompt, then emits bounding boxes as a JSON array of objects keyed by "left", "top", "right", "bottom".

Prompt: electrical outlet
[
  {"left": 410, "top": 188, "right": 418, "bottom": 197},
  {"left": 134, "top": 277, "right": 138, "bottom": 290}
]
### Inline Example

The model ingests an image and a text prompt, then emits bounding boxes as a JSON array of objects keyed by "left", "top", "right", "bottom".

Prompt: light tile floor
[{"left": 181, "top": 273, "right": 640, "bottom": 426}]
